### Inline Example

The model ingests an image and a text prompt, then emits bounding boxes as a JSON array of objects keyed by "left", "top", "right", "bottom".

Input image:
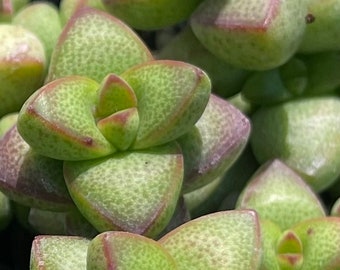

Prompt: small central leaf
[{"left": 95, "top": 73, "right": 137, "bottom": 119}]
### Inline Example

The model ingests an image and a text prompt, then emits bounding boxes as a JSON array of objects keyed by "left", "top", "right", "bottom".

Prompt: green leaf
[
  {"left": 159, "top": 210, "right": 262, "bottom": 270},
  {"left": 17, "top": 76, "right": 115, "bottom": 161},
  {"left": 291, "top": 217, "right": 340, "bottom": 270},
  {"left": 190, "top": 0, "right": 307, "bottom": 70},
  {"left": 0, "top": 125, "right": 74, "bottom": 211},
  {"left": 64, "top": 142, "right": 183, "bottom": 238},
  {"left": 30, "top": 235, "right": 89, "bottom": 270},
  {"left": 178, "top": 94, "right": 250, "bottom": 193},
  {"left": 121, "top": 60, "right": 211, "bottom": 149},
  {"left": 250, "top": 97, "right": 340, "bottom": 192},
  {"left": 47, "top": 7, "right": 153, "bottom": 82},
  {"left": 87, "top": 231, "right": 177, "bottom": 269},
  {"left": 236, "top": 159, "right": 326, "bottom": 230}
]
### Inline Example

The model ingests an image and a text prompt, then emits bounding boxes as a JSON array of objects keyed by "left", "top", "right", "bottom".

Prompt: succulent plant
[
  {"left": 190, "top": 0, "right": 308, "bottom": 70},
  {"left": 1, "top": 0, "right": 340, "bottom": 268},
  {"left": 0, "top": 24, "right": 46, "bottom": 118},
  {"left": 250, "top": 96, "right": 340, "bottom": 192}
]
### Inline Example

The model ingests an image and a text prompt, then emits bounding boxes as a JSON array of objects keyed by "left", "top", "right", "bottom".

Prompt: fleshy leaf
[
  {"left": 17, "top": 76, "right": 115, "bottom": 161},
  {"left": 0, "top": 125, "right": 74, "bottom": 211},
  {"left": 298, "top": 0, "right": 340, "bottom": 53},
  {"left": 190, "top": 0, "right": 307, "bottom": 70},
  {"left": 64, "top": 142, "right": 183, "bottom": 238},
  {"left": 12, "top": 2, "right": 62, "bottom": 64},
  {"left": 250, "top": 96, "right": 340, "bottom": 192},
  {"left": 291, "top": 217, "right": 340, "bottom": 270},
  {"left": 95, "top": 73, "right": 137, "bottom": 119},
  {"left": 159, "top": 210, "right": 262, "bottom": 270},
  {"left": 0, "top": 24, "right": 46, "bottom": 117},
  {"left": 276, "top": 230, "right": 303, "bottom": 270},
  {"left": 97, "top": 107, "right": 139, "bottom": 151},
  {"left": 30, "top": 235, "right": 89, "bottom": 270},
  {"left": 121, "top": 60, "right": 211, "bottom": 149},
  {"left": 87, "top": 231, "right": 177, "bottom": 269},
  {"left": 236, "top": 159, "right": 326, "bottom": 230},
  {"left": 178, "top": 94, "right": 250, "bottom": 193},
  {"left": 47, "top": 7, "right": 153, "bottom": 83}
]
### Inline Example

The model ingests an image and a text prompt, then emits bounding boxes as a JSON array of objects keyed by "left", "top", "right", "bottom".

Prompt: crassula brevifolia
[{"left": 0, "top": 6, "right": 250, "bottom": 240}]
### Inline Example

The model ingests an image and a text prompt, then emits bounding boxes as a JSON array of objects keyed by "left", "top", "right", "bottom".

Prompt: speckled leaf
[
  {"left": 12, "top": 2, "right": 62, "bottom": 64},
  {"left": 291, "top": 217, "right": 340, "bottom": 270},
  {"left": 46, "top": 7, "right": 153, "bottom": 83},
  {"left": 30, "top": 235, "right": 89, "bottom": 270},
  {"left": 236, "top": 159, "right": 326, "bottom": 230},
  {"left": 190, "top": 0, "right": 307, "bottom": 70},
  {"left": 17, "top": 76, "right": 115, "bottom": 161},
  {"left": 250, "top": 96, "right": 340, "bottom": 192},
  {"left": 94, "top": 73, "right": 137, "bottom": 119},
  {"left": 97, "top": 107, "right": 139, "bottom": 151},
  {"left": 178, "top": 94, "right": 250, "bottom": 193},
  {"left": 0, "top": 24, "right": 46, "bottom": 117},
  {"left": 87, "top": 231, "right": 177, "bottom": 269},
  {"left": 159, "top": 210, "right": 262, "bottom": 270},
  {"left": 0, "top": 125, "right": 73, "bottom": 211},
  {"left": 121, "top": 60, "right": 211, "bottom": 150},
  {"left": 64, "top": 142, "right": 183, "bottom": 238}
]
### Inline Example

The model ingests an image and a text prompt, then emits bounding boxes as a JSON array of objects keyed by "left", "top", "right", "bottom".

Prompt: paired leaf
[{"left": 291, "top": 217, "right": 340, "bottom": 269}]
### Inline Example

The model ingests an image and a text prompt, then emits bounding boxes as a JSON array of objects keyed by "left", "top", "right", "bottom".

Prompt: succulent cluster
[{"left": 1, "top": 0, "right": 340, "bottom": 269}]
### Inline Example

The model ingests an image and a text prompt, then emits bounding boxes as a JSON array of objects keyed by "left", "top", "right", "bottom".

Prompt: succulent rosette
[{"left": 0, "top": 7, "right": 251, "bottom": 241}]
